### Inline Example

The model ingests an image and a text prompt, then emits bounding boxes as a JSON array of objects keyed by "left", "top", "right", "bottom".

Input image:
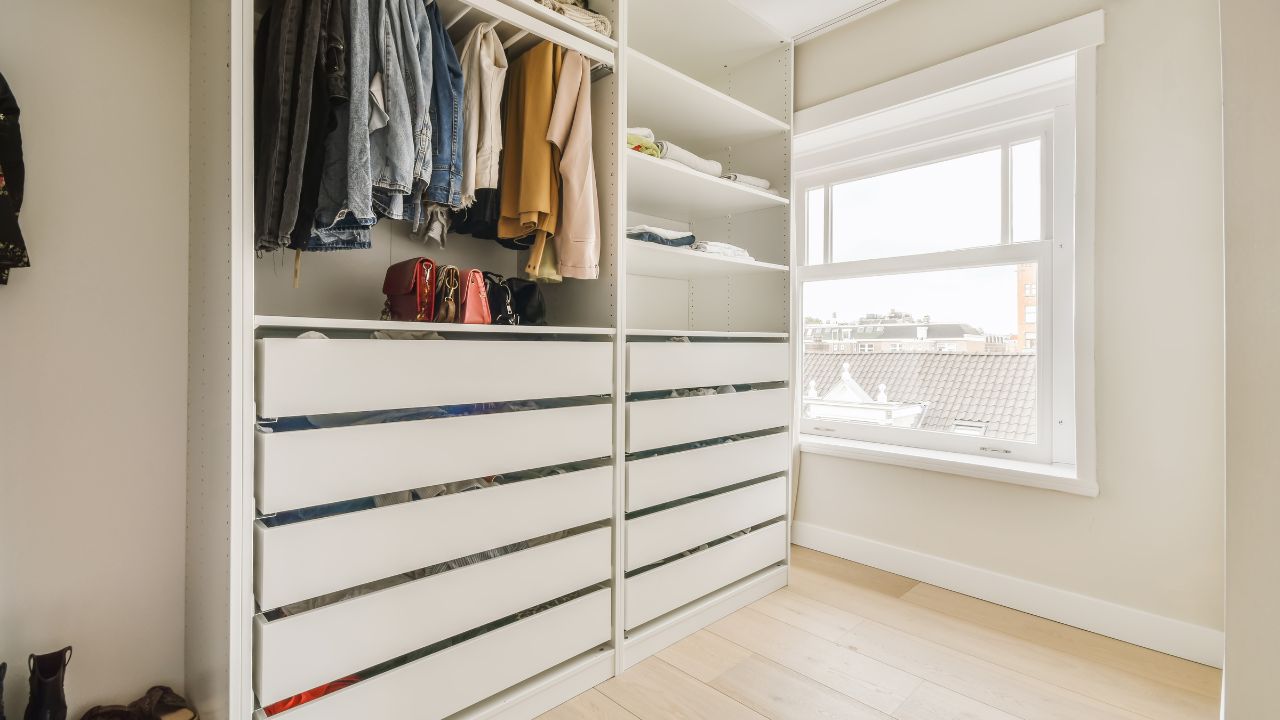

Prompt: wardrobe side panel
[{"left": 188, "top": 0, "right": 250, "bottom": 718}]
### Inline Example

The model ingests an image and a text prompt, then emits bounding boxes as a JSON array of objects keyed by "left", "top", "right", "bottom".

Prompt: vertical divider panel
[{"left": 611, "top": 0, "right": 631, "bottom": 670}]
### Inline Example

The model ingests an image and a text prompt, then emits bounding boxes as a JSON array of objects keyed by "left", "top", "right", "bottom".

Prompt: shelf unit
[{"left": 187, "top": 0, "right": 794, "bottom": 717}]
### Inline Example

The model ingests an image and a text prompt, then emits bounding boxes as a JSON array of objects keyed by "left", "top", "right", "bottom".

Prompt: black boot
[
  {"left": 23, "top": 647, "right": 70, "bottom": 720},
  {"left": 2, "top": 661, "right": 9, "bottom": 720}
]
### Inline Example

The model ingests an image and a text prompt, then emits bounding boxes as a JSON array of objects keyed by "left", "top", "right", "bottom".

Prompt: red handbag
[
  {"left": 460, "top": 269, "right": 492, "bottom": 324},
  {"left": 381, "top": 257, "right": 437, "bottom": 322}
]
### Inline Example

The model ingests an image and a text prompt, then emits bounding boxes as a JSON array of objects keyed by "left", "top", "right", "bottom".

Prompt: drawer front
[
  {"left": 625, "top": 522, "right": 787, "bottom": 630},
  {"left": 626, "top": 477, "right": 787, "bottom": 571},
  {"left": 256, "top": 403, "right": 612, "bottom": 513},
  {"left": 627, "top": 342, "right": 788, "bottom": 392},
  {"left": 626, "top": 432, "right": 790, "bottom": 511},
  {"left": 254, "top": 527, "right": 611, "bottom": 705},
  {"left": 272, "top": 589, "right": 612, "bottom": 720},
  {"left": 255, "top": 467, "right": 612, "bottom": 610},
  {"left": 626, "top": 388, "right": 790, "bottom": 453},
  {"left": 257, "top": 338, "right": 612, "bottom": 418}
]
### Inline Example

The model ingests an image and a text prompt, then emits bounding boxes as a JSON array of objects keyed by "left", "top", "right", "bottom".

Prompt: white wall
[
  {"left": 1220, "top": 0, "right": 1280, "bottom": 713},
  {"left": 793, "top": 0, "right": 1225, "bottom": 649},
  {"left": 0, "top": 2, "right": 190, "bottom": 717}
]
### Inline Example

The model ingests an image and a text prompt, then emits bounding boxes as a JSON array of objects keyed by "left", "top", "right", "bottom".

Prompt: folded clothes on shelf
[
  {"left": 720, "top": 172, "right": 772, "bottom": 190},
  {"left": 626, "top": 224, "right": 695, "bottom": 247},
  {"left": 534, "top": 0, "right": 613, "bottom": 37},
  {"left": 627, "top": 133, "right": 660, "bottom": 157},
  {"left": 656, "top": 140, "right": 722, "bottom": 177},
  {"left": 691, "top": 240, "right": 753, "bottom": 260}
]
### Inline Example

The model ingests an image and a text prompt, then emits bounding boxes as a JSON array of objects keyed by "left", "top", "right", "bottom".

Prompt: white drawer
[
  {"left": 254, "top": 466, "right": 611, "bottom": 610},
  {"left": 627, "top": 342, "right": 788, "bottom": 392},
  {"left": 270, "top": 589, "right": 611, "bottom": 720},
  {"left": 254, "top": 527, "right": 610, "bottom": 706},
  {"left": 256, "top": 338, "right": 612, "bottom": 417},
  {"left": 626, "top": 477, "right": 787, "bottom": 571},
  {"left": 626, "top": 433, "right": 790, "bottom": 511},
  {"left": 256, "top": 403, "right": 612, "bottom": 513},
  {"left": 625, "top": 522, "right": 787, "bottom": 630},
  {"left": 626, "top": 388, "right": 790, "bottom": 452}
]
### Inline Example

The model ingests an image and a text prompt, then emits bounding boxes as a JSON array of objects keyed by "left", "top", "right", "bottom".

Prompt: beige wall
[
  {"left": 794, "top": 0, "right": 1225, "bottom": 634},
  {"left": 0, "top": 1, "right": 190, "bottom": 716},
  {"left": 1220, "top": 0, "right": 1280, "bottom": 713}
]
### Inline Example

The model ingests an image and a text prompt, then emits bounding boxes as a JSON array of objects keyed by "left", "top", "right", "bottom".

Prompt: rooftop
[{"left": 804, "top": 351, "right": 1038, "bottom": 442}]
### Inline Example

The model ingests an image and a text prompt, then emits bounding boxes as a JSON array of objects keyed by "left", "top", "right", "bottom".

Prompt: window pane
[
  {"left": 1011, "top": 139, "right": 1042, "bottom": 243},
  {"left": 802, "top": 264, "right": 1037, "bottom": 444},
  {"left": 805, "top": 188, "right": 825, "bottom": 265},
  {"left": 830, "top": 148, "right": 1002, "bottom": 263}
]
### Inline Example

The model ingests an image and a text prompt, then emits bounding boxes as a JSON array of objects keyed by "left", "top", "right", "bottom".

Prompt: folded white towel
[
  {"left": 692, "top": 240, "right": 753, "bottom": 259},
  {"left": 657, "top": 140, "right": 723, "bottom": 177},
  {"left": 721, "top": 172, "right": 772, "bottom": 190},
  {"left": 626, "top": 127, "right": 655, "bottom": 142}
]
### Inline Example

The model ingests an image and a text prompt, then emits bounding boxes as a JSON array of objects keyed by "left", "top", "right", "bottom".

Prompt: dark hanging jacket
[{"left": 0, "top": 70, "right": 28, "bottom": 285}]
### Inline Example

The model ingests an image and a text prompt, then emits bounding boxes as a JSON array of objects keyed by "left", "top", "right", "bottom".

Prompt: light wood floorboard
[{"left": 536, "top": 546, "right": 1222, "bottom": 720}]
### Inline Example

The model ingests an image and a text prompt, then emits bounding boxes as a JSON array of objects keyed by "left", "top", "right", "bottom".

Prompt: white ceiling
[{"left": 729, "top": 0, "right": 900, "bottom": 42}]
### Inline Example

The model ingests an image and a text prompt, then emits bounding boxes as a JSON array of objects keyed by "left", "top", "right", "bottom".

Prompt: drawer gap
[
  {"left": 258, "top": 520, "right": 610, "bottom": 617},
  {"left": 624, "top": 517, "right": 786, "bottom": 578},
  {"left": 257, "top": 394, "right": 611, "bottom": 428},
  {"left": 625, "top": 427, "right": 787, "bottom": 462},
  {"left": 626, "top": 474, "right": 786, "bottom": 520},
  {"left": 626, "top": 381, "right": 788, "bottom": 403},
  {"left": 259, "top": 457, "right": 613, "bottom": 526},
  {"left": 255, "top": 582, "right": 610, "bottom": 717}
]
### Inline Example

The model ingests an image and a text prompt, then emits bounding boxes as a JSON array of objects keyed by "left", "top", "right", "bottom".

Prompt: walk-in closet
[{"left": 187, "top": 0, "right": 794, "bottom": 717}]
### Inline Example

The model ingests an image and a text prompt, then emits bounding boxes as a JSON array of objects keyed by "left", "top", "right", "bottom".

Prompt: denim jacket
[
  {"left": 425, "top": 0, "right": 465, "bottom": 207},
  {"left": 309, "top": 0, "right": 375, "bottom": 250}
]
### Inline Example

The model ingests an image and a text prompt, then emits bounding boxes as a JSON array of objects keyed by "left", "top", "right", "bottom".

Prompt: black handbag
[
  {"left": 506, "top": 277, "right": 547, "bottom": 326},
  {"left": 483, "top": 271, "right": 517, "bottom": 325}
]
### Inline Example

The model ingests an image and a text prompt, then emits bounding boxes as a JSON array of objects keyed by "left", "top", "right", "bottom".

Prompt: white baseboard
[{"left": 792, "top": 522, "right": 1224, "bottom": 668}]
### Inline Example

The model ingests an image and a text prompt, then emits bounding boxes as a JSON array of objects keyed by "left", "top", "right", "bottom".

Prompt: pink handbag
[{"left": 460, "top": 269, "right": 492, "bottom": 324}]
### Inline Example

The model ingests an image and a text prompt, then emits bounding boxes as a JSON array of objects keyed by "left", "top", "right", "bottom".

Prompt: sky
[{"left": 804, "top": 140, "right": 1041, "bottom": 337}]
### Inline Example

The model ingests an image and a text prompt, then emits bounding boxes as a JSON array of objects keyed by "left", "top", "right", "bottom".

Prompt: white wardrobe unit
[{"left": 187, "top": 1, "right": 793, "bottom": 718}]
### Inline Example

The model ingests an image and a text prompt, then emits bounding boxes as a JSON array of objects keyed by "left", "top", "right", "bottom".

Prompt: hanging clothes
[
  {"left": 456, "top": 22, "right": 507, "bottom": 209},
  {"left": 308, "top": 0, "right": 375, "bottom": 250},
  {"left": 424, "top": 0, "right": 465, "bottom": 207},
  {"left": 367, "top": 0, "right": 426, "bottom": 222},
  {"left": 498, "top": 41, "right": 563, "bottom": 257},
  {"left": 547, "top": 50, "right": 600, "bottom": 280},
  {"left": 0, "top": 70, "right": 27, "bottom": 286},
  {"left": 254, "top": 0, "right": 331, "bottom": 251},
  {"left": 415, "top": 0, "right": 466, "bottom": 247}
]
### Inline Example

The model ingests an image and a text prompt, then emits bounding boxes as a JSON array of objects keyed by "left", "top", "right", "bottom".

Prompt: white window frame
[
  {"left": 791, "top": 11, "right": 1101, "bottom": 495},
  {"left": 798, "top": 113, "right": 1065, "bottom": 465}
]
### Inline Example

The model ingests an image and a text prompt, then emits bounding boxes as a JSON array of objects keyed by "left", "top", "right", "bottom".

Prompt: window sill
[{"left": 799, "top": 434, "right": 1098, "bottom": 497}]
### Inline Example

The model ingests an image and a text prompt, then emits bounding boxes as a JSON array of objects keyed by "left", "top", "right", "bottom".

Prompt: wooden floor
[{"left": 539, "top": 546, "right": 1222, "bottom": 720}]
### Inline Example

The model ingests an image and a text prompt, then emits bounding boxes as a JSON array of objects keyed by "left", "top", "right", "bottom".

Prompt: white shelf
[
  {"left": 628, "top": 50, "right": 788, "bottom": 147},
  {"left": 627, "top": 0, "right": 788, "bottom": 80},
  {"left": 625, "top": 240, "right": 788, "bottom": 280},
  {"left": 626, "top": 152, "right": 788, "bottom": 221},
  {"left": 437, "top": 0, "right": 615, "bottom": 68},
  {"left": 627, "top": 329, "right": 789, "bottom": 339},
  {"left": 254, "top": 316, "right": 616, "bottom": 336}
]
